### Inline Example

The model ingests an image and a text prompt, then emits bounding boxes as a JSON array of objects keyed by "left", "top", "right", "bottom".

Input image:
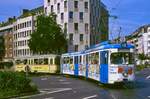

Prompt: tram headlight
[
  {"left": 118, "top": 67, "right": 124, "bottom": 73},
  {"left": 128, "top": 68, "right": 132, "bottom": 75}
]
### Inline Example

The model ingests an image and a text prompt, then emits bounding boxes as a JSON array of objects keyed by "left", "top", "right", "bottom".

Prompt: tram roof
[
  {"left": 62, "top": 41, "right": 134, "bottom": 56},
  {"left": 62, "top": 51, "right": 84, "bottom": 57}
]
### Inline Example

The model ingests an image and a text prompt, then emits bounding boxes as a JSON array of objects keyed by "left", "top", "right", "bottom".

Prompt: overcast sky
[{"left": 0, "top": 0, "right": 150, "bottom": 39}]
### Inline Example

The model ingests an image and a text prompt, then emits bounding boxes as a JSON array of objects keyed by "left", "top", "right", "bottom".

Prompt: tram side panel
[
  {"left": 86, "top": 52, "right": 100, "bottom": 81},
  {"left": 61, "top": 57, "right": 75, "bottom": 75},
  {"left": 78, "top": 55, "right": 86, "bottom": 77}
]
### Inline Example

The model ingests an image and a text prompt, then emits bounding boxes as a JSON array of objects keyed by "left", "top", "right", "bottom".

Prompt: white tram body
[{"left": 61, "top": 42, "right": 135, "bottom": 84}]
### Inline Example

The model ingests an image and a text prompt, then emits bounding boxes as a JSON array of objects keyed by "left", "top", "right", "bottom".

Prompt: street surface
[{"left": 20, "top": 68, "right": 150, "bottom": 99}]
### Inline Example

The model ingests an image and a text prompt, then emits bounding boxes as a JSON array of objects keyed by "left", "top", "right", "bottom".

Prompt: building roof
[
  {"left": 18, "top": 6, "right": 44, "bottom": 19},
  {"left": 126, "top": 24, "right": 150, "bottom": 40}
]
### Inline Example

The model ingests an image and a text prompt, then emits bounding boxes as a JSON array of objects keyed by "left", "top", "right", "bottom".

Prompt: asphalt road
[{"left": 20, "top": 68, "right": 150, "bottom": 99}]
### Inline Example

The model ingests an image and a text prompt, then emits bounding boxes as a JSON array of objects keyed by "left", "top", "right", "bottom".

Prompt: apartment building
[
  {"left": 44, "top": 0, "right": 109, "bottom": 52},
  {"left": 13, "top": 6, "right": 44, "bottom": 58},
  {"left": 127, "top": 24, "right": 150, "bottom": 56},
  {"left": 0, "top": 24, "right": 14, "bottom": 61}
]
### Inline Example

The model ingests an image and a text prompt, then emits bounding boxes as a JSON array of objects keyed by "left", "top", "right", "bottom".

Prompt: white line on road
[
  {"left": 60, "top": 82, "right": 71, "bottom": 84},
  {"left": 41, "top": 78, "right": 48, "bottom": 80},
  {"left": 19, "top": 88, "right": 72, "bottom": 98},
  {"left": 59, "top": 79, "right": 66, "bottom": 82},
  {"left": 146, "top": 75, "right": 150, "bottom": 79},
  {"left": 83, "top": 95, "right": 97, "bottom": 99},
  {"left": 45, "top": 97, "right": 54, "bottom": 99},
  {"left": 46, "top": 88, "right": 72, "bottom": 94}
]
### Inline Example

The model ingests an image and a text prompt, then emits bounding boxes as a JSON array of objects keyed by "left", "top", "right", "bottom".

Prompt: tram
[
  {"left": 15, "top": 54, "right": 59, "bottom": 73},
  {"left": 61, "top": 41, "right": 135, "bottom": 84}
]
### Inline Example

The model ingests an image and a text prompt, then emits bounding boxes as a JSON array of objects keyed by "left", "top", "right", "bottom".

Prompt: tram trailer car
[
  {"left": 61, "top": 42, "right": 135, "bottom": 84},
  {"left": 15, "top": 55, "right": 60, "bottom": 73}
]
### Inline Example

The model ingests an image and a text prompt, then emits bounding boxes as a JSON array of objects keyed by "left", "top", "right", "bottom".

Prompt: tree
[
  {"left": 138, "top": 53, "right": 146, "bottom": 61},
  {"left": 0, "top": 36, "right": 5, "bottom": 61},
  {"left": 28, "top": 14, "right": 67, "bottom": 54}
]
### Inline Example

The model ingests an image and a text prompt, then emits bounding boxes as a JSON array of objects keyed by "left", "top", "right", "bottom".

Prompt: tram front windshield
[{"left": 110, "top": 52, "right": 134, "bottom": 65}]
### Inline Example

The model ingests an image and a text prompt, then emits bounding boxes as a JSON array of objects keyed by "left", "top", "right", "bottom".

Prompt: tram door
[
  {"left": 100, "top": 51, "right": 108, "bottom": 83},
  {"left": 74, "top": 56, "right": 79, "bottom": 76}
]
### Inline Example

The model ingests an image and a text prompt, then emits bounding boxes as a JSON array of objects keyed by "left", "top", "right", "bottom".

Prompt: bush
[
  {"left": 0, "top": 72, "right": 38, "bottom": 98},
  {"left": 0, "top": 62, "right": 14, "bottom": 69},
  {"left": 136, "top": 65, "right": 149, "bottom": 71}
]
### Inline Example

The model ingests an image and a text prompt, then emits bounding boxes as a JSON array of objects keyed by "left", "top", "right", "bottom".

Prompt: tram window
[
  {"left": 16, "top": 60, "right": 21, "bottom": 65},
  {"left": 70, "top": 57, "right": 73, "bottom": 64},
  {"left": 89, "top": 52, "right": 99, "bottom": 64},
  {"left": 94, "top": 52, "right": 99, "bottom": 64},
  {"left": 110, "top": 52, "right": 134, "bottom": 64},
  {"left": 63, "top": 57, "right": 66, "bottom": 64},
  {"left": 86, "top": 55, "right": 88, "bottom": 64},
  {"left": 83, "top": 55, "right": 86, "bottom": 64},
  {"left": 79, "top": 56, "right": 82, "bottom": 64},
  {"left": 44, "top": 58, "right": 48, "bottom": 65},
  {"left": 50, "top": 59, "right": 53, "bottom": 65},
  {"left": 23, "top": 59, "right": 27, "bottom": 65},
  {"left": 66, "top": 57, "right": 70, "bottom": 64},
  {"left": 74, "top": 56, "right": 78, "bottom": 64},
  {"left": 34, "top": 59, "right": 38, "bottom": 65},
  {"left": 100, "top": 51, "right": 108, "bottom": 64},
  {"left": 39, "top": 59, "right": 43, "bottom": 64},
  {"left": 31, "top": 59, "right": 34, "bottom": 65}
]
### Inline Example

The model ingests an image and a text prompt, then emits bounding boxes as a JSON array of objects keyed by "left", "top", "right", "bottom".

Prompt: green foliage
[
  {"left": 29, "top": 13, "right": 67, "bottom": 54},
  {"left": 0, "top": 62, "right": 13, "bottom": 69},
  {"left": 138, "top": 53, "right": 150, "bottom": 60},
  {"left": 0, "top": 72, "right": 37, "bottom": 98},
  {"left": 136, "top": 65, "right": 150, "bottom": 71}
]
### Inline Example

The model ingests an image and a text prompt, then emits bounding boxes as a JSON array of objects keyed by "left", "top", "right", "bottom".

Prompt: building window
[
  {"left": 69, "top": 33, "right": 73, "bottom": 45},
  {"left": 64, "top": 1, "right": 67, "bottom": 9},
  {"left": 74, "top": 23, "right": 78, "bottom": 32},
  {"left": 54, "top": 0, "right": 57, "bottom": 4},
  {"left": 64, "top": 23, "right": 67, "bottom": 35},
  {"left": 57, "top": 3, "right": 60, "bottom": 13},
  {"left": 51, "top": 5, "right": 54, "bottom": 12},
  {"left": 69, "top": 11, "right": 73, "bottom": 22},
  {"left": 80, "top": 34, "right": 84, "bottom": 42},
  {"left": 75, "top": 45, "right": 78, "bottom": 52},
  {"left": 47, "top": 0, "right": 50, "bottom": 3},
  {"left": 79, "top": 12, "right": 83, "bottom": 22},
  {"left": 61, "top": 13, "right": 64, "bottom": 21},
  {"left": 74, "top": 1, "right": 78, "bottom": 11},
  {"left": 85, "top": 23, "right": 88, "bottom": 33},
  {"left": 45, "top": 7, "right": 47, "bottom": 14},
  {"left": 84, "top": 2, "right": 88, "bottom": 11}
]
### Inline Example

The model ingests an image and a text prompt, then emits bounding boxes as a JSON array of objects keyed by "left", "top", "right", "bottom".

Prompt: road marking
[
  {"left": 19, "top": 88, "right": 72, "bottom": 98},
  {"left": 59, "top": 79, "right": 66, "bottom": 82},
  {"left": 41, "top": 78, "right": 48, "bottom": 80},
  {"left": 146, "top": 75, "right": 150, "bottom": 79},
  {"left": 61, "top": 82, "right": 71, "bottom": 84},
  {"left": 45, "top": 97, "right": 54, "bottom": 99},
  {"left": 83, "top": 95, "right": 97, "bottom": 99},
  {"left": 46, "top": 88, "right": 72, "bottom": 94}
]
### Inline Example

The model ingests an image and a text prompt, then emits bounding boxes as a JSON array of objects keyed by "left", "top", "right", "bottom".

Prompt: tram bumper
[{"left": 116, "top": 73, "right": 135, "bottom": 83}]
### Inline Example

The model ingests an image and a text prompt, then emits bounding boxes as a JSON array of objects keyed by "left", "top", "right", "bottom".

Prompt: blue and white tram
[{"left": 61, "top": 42, "right": 135, "bottom": 84}]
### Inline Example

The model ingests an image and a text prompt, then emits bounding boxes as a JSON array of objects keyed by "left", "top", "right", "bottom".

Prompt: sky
[
  {"left": 101, "top": 0, "right": 150, "bottom": 39},
  {"left": 0, "top": 0, "right": 150, "bottom": 39}
]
